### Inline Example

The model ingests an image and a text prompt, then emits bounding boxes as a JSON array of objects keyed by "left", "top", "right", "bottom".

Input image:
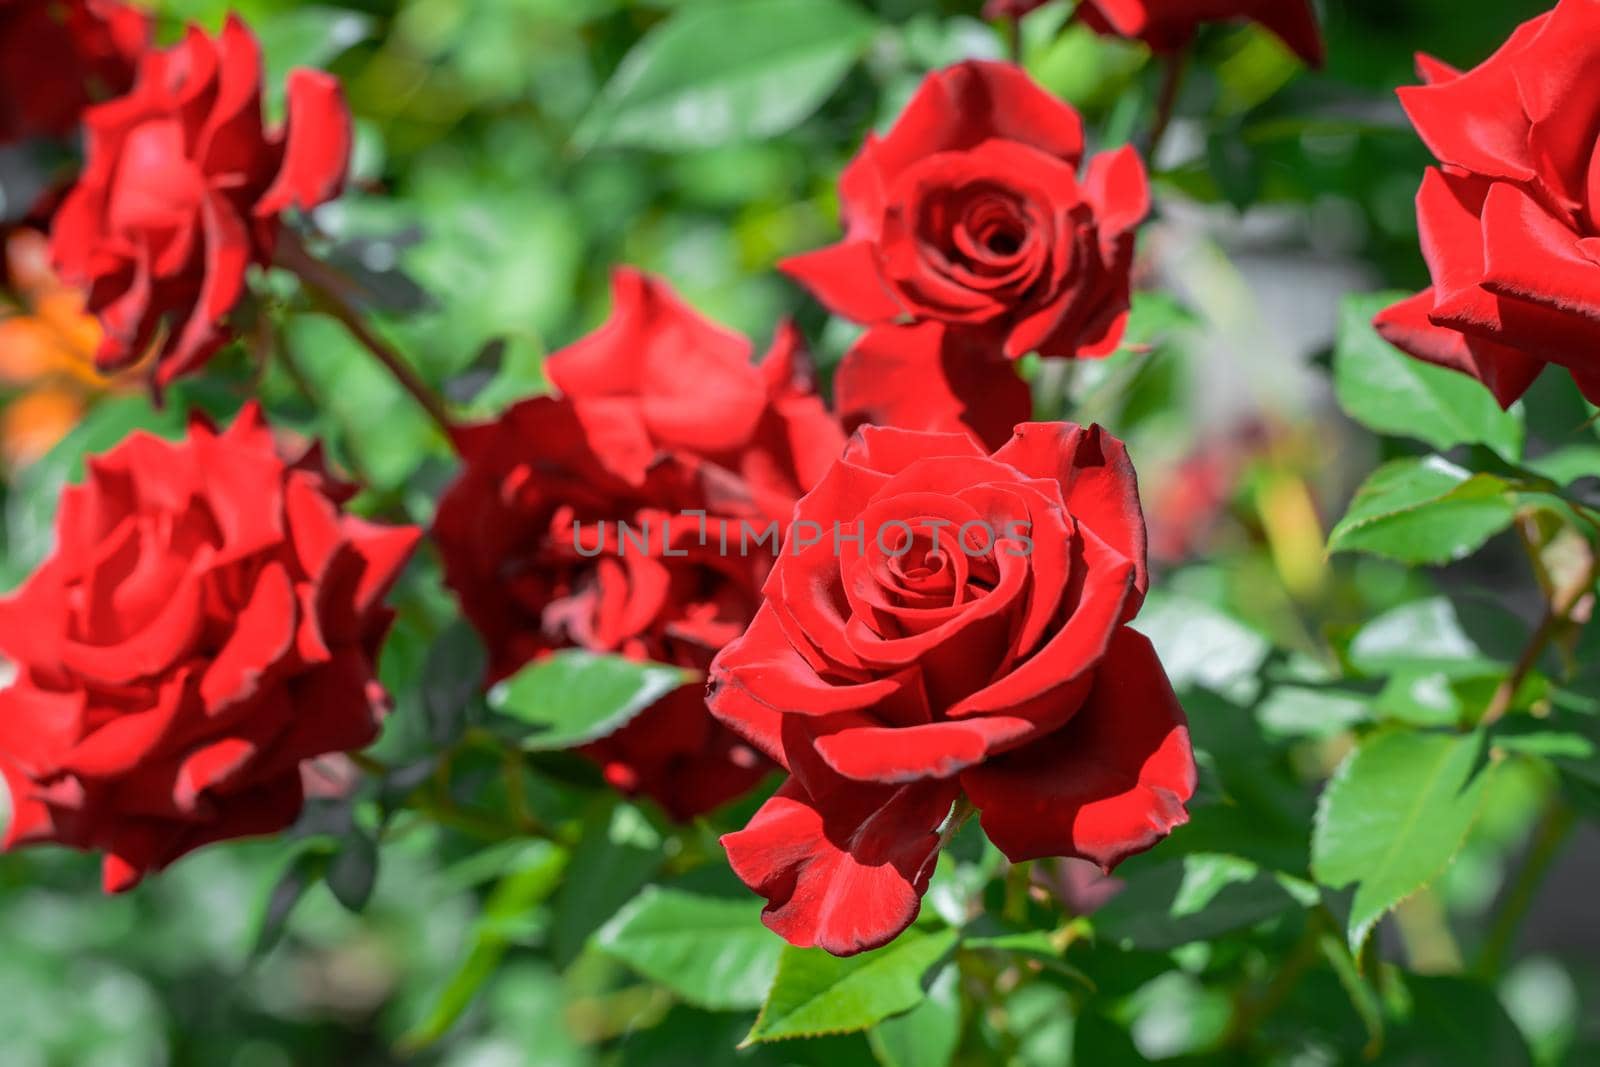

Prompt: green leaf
[
  {"left": 1347, "top": 596, "right": 1506, "bottom": 679},
  {"left": 1333, "top": 292, "right": 1523, "bottom": 458},
  {"left": 1138, "top": 594, "right": 1270, "bottom": 700},
  {"left": 325, "top": 831, "right": 379, "bottom": 913},
  {"left": 1524, "top": 444, "right": 1600, "bottom": 487},
  {"left": 1383, "top": 975, "right": 1535, "bottom": 1067},
  {"left": 421, "top": 622, "right": 487, "bottom": 748},
  {"left": 549, "top": 800, "right": 665, "bottom": 966},
  {"left": 576, "top": 0, "right": 879, "bottom": 151},
  {"left": 1311, "top": 730, "right": 1492, "bottom": 953},
  {"left": 252, "top": 841, "right": 335, "bottom": 956},
  {"left": 1256, "top": 685, "right": 1372, "bottom": 740},
  {"left": 867, "top": 963, "right": 961, "bottom": 1067},
  {"left": 1328, "top": 456, "right": 1517, "bottom": 564},
  {"left": 399, "top": 842, "right": 568, "bottom": 1051},
  {"left": 745, "top": 928, "right": 959, "bottom": 1045},
  {"left": 595, "top": 886, "right": 783, "bottom": 1011},
  {"left": 489, "top": 650, "right": 694, "bottom": 751},
  {"left": 1092, "top": 854, "right": 1315, "bottom": 951}
]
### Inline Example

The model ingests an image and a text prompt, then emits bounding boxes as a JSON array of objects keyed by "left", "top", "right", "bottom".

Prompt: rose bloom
[
  {"left": 0, "top": 0, "right": 149, "bottom": 144},
  {"left": 710, "top": 423, "right": 1195, "bottom": 955},
  {"left": 434, "top": 270, "right": 846, "bottom": 821},
  {"left": 0, "top": 404, "right": 420, "bottom": 892},
  {"left": 983, "top": 0, "right": 1324, "bottom": 68},
  {"left": 1376, "top": 0, "right": 1600, "bottom": 408},
  {"left": 50, "top": 15, "right": 351, "bottom": 388},
  {"left": 783, "top": 61, "right": 1148, "bottom": 448}
]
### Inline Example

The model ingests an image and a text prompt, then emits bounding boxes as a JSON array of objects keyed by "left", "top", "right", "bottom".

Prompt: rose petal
[
  {"left": 1373, "top": 289, "right": 1544, "bottom": 409},
  {"left": 255, "top": 69, "right": 353, "bottom": 217},
  {"left": 835, "top": 323, "right": 1032, "bottom": 451},
  {"left": 780, "top": 242, "right": 905, "bottom": 324},
  {"left": 962, "top": 628, "right": 1194, "bottom": 869},
  {"left": 721, "top": 775, "right": 958, "bottom": 956}
]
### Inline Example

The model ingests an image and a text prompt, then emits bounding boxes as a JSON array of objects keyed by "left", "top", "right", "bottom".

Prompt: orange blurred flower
[{"left": 0, "top": 227, "right": 130, "bottom": 469}]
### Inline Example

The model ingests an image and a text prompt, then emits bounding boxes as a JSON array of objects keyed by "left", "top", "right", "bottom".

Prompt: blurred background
[{"left": 3, "top": 1, "right": 1597, "bottom": 1065}]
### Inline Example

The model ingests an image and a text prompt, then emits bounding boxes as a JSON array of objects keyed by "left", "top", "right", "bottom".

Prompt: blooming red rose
[
  {"left": 433, "top": 271, "right": 846, "bottom": 821},
  {"left": 982, "top": 0, "right": 1323, "bottom": 68},
  {"left": 546, "top": 268, "right": 843, "bottom": 524},
  {"left": 709, "top": 423, "right": 1195, "bottom": 956},
  {"left": 0, "top": 404, "right": 420, "bottom": 892},
  {"left": 782, "top": 61, "right": 1148, "bottom": 447},
  {"left": 0, "top": 0, "right": 150, "bottom": 144},
  {"left": 50, "top": 15, "right": 351, "bottom": 387},
  {"left": 1375, "top": 1, "right": 1600, "bottom": 408}
]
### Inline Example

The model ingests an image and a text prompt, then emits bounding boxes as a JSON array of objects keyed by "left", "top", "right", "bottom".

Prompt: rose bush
[
  {"left": 0, "top": 404, "right": 419, "bottom": 892},
  {"left": 710, "top": 422, "right": 1195, "bottom": 955},
  {"left": 782, "top": 60, "right": 1148, "bottom": 446},
  {"left": 433, "top": 270, "right": 845, "bottom": 820},
  {"left": 1375, "top": 0, "right": 1600, "bottom": 408},
  {"left": 50, "top": 15, "right": 351, "bottom": 387}
]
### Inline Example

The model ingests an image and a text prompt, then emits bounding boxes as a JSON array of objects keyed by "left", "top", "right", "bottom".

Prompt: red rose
[
  {"left": 782, "top": 61, "right": 1148, "bottom": 447},
  {"left": 982, "top": 1, "right": 1324, "bottom": 68},
  {"left": 0, "top": 404, "right": 420, "bottom": 892},
  {"left": 1375, "top": 1, "right": 1600, "bottom": 408},
  {"left": 709, "top": 423, "right": 1195, "bottom": 955},
  {"left": 547, "top": 268, "right": 843, "bottom": 523},
  {"left": 50, "top": 15, "right": 352, "bottom": 387},
  {"left": 0, "top": 0, "right": 149, "bottom": 144},
  {"left": 433, "top": 271, "right": 846, "bottom": 820}
]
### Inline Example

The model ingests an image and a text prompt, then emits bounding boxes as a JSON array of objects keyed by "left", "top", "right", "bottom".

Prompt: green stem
[
  {"left": 1146, "top": 50, "right": 1189, "bottom": 163},
  {"left": 1483, "top": 550, "right": 1598, "bottom": 727},
  {"left": 1476, "top": 798, "right": 1577, "bottom": 976},
  {"left": 1226, "top": 909, "right": 1326, "bottom": 1048},
  {"left": 347, "top": 751, "right": 390, "bottom": 777},
  {"left": 277, "top": 232, "right": 456, "bottom": 441}
]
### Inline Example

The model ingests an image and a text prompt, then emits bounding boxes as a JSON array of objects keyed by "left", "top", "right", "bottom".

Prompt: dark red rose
[
  {"left": 782, "top": 61, "right": 1148, "bottom": 446},
  {"left": 1375, "top": 1, "right": 1600, "bottom": 408},
  {"left": 982, "top": 1, "right": 1323, "bottom": 68},
  {"left": 0, "top": 404, "right": 420, "bottom": 892},
  {"left": 0, "top": 0, "right": 149, "bottom": 144},
  {"left": 50, "top": 15, "right": 351, "bottom": 387},
  {"left": 710, "top": 423, "right": 1195, "bottom": 955},
  {"left": 547, "top": 268, "right": 842, "bottom": 524},
  {"left": 433, "top": 270, "right": 846, "bottom": 821}
]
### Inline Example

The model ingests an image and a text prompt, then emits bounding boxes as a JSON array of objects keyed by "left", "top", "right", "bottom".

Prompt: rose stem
[
  {"left": 277, "top": 232, "right": 457, "bottom": 442},
  {"left": 1145, "top": 50, "right": 1190, "bottom": 163},
  {"left": 1007, "top": 16, "right": 1024, "bottom": 65},
  {"left": 1481, "top": 548, "right": 1598, "bottom": 727}
]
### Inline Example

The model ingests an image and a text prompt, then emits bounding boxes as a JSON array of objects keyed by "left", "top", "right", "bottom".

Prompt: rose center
[{"left": 108, "top": 120, "right": 207, "bottom": 234}]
